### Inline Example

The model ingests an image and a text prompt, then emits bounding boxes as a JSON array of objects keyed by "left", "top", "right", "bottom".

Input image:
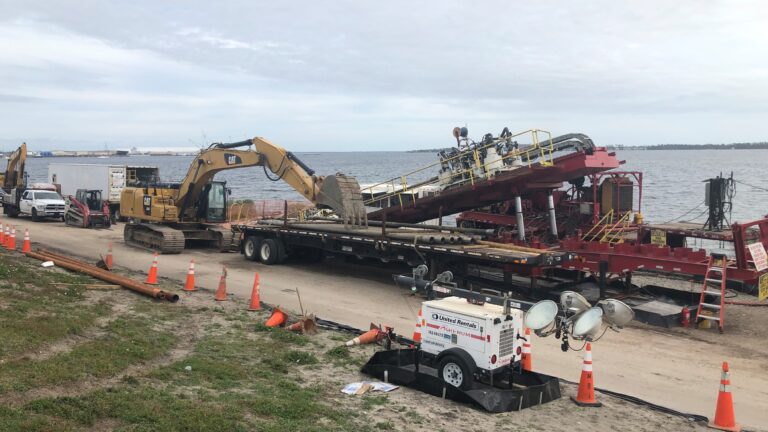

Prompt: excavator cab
[{"left": 197, "top": 181, "right": 228, "bottom": 223}]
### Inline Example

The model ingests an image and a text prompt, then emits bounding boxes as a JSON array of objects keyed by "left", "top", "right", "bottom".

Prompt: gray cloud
[{"left": 0, "top": 1, "right": 766, "bottom": 150}]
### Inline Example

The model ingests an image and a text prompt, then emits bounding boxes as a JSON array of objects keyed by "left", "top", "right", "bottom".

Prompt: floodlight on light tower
[
  {"left": 571, "top": 307, "right": 604, "bottom": 341},
  {"left": 598, "top": 299, "right": 634, "bottom": 329},
  {"left": 523, "top": 300, "right": 558, "bottom": 336},
  {"left": 559, "top": 291, "right": 592, "bottom": 315}
]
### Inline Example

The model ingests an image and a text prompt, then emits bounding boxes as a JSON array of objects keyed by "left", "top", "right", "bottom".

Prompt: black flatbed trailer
[{"left": 232, "top": 220, "right": 575, "bottom": 287}]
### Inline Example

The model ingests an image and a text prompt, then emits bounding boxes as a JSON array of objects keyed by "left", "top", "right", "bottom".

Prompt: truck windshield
[
  {"left": 34, "top": 192, "right": 62, "bottom": 200},
  {"left": 206, "top": 183, "right": 226, "bottom": 222}
]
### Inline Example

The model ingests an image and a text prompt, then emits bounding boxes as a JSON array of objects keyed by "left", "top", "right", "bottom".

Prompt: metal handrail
[
  {"left": 582, "top": 209, "right": 615, "bottom": 241},
  {"left": 362, "top": 128, "right": 554, "bottom": 206},
  {"left": 599, "top": 211, "right": 633, "bottom": 244}
]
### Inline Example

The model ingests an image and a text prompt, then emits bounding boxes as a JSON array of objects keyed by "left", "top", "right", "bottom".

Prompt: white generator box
[{"left": 421, "top": 296, "right": 524, "bottom": 372}]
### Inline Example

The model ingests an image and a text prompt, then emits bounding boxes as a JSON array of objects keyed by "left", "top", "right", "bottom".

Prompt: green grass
[
  {"left": 0, "top": 253, "right": 379, "bottom": 432},
  {"left": 0, "top": 255, "right": 112, "bottom": 358},
  {"left": 0, "top": 317, "right": 176, "bottom": 393}
]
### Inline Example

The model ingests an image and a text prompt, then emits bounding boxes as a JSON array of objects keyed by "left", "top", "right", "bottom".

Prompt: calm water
[{"left": 22, "top": 149, "right": 768, "bottom": 225}]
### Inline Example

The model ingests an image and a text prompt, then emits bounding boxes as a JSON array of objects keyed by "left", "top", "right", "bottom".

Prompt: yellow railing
[
  {"left": 599, "top": 211, "right": 632, "bottom": 245},
  {"left": 582, "top": 209, "right": 616, "bottom": 241},
  {"left": 361, "top": 128, "right": 555, "bottom": 209}
]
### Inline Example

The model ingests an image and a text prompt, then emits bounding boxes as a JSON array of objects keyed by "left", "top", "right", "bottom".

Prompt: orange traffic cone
[
  {"left": 105, "top": 242, "right": 113, "bottom": 270},
  {"left": 146, "top": 252, "right": 159, "bottom": 284},
  {"left": 248, "top": 273, "right": 261, "bottom": 311},
  {"left": 709, "top": 362, "right": 740, "bottom": 431},
  {"left": 571, "top": 342, "right": 602, "bottom": 407},
  {"left": 214, "top": 266, "right": 227, "bottom": 301},
  {"left": 522, "top": 327, "right": 533, "bottom": 371},
  {"left": 287, "top": 315, "right": 318, "bottom": 334},
  {"left": 8, "top": 226, "right": 16, "bottom": 250},
  {"left": 21, "top": 228, "right": 31, "bottom": 253},
  {"left": 345, "top": 325, "right": 384, "bottom": 347},
  {"left": 183, "top": 259, "right": 196, "bottom": 291},
  {"left": 412, "top": 308, "right": 423, "bottom": 343},
  {"left": 0, "top": 223, "right": 5, "bottom": 246},
  {"left": 3, "top": 225, "right": 9, "bottom": 249},
  {"left": 265, "top": 307, "right": 287, "bottom": 327}
]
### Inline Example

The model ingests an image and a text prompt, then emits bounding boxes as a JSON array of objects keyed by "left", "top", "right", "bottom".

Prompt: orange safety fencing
[{"left": 227, "top": 200, "right": 311, "bottom": 224}]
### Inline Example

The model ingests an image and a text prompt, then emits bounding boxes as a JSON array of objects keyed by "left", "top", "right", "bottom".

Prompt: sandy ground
[{"left": 3, "top": 215, "right": 766, "bottom": 430}]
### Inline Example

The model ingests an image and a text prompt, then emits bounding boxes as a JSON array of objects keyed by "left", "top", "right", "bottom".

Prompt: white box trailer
[{"left": 47, "top": 163, "right": 159, "bottom": 217}]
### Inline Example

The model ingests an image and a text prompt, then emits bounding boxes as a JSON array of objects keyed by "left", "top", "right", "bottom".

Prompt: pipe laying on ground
[{"left": 26, "top": 249, "right": 179, "bottom": 302}]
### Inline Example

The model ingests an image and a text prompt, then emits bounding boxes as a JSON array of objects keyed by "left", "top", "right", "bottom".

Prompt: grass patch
[
  {"left": 25, "top": 387, "right": 246, "bottom": 431},
  {"left": 0, "top": 317, "right": 176, "bottom": 393}
]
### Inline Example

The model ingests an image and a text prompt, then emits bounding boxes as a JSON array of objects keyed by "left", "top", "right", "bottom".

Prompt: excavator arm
[
  {"left": 176, "top": 137, "right": 366, "bottom": 225},
  {"left": 3, "top": 142, "right": 27, "bottom": 190}
]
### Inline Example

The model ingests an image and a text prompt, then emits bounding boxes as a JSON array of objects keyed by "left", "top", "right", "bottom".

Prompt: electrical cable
[
  {"left": 734, "top": 179, "right": 768, "bottom": 193},
  {"left": 660, "top": 201, "right": 705, "bottom": 224}
]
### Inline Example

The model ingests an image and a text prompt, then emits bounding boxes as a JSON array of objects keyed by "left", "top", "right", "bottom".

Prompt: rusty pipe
[{"left": 27, "top": 250, "right": 179, "bottom": 302}]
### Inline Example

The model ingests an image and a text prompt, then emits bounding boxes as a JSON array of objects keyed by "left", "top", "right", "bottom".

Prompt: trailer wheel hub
[{"left": 442, "top": 363, "right": 464, "bottom": 387}]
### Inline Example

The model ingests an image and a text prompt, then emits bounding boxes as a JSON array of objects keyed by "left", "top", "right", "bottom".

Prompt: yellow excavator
[
  {"left": 120, "top": 137, "right": 367, "bottom": 253},
  {"left": 1, "top": 143, "right": 28, "bottom": 217}
]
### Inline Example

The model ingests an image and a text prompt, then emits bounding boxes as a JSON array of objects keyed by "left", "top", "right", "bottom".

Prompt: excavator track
[
  {"left": 124, "top": 223, "right": 186, "bottom": 254},
  {"left": 209, "top": 227, "right": 237, "bottom": 252}
]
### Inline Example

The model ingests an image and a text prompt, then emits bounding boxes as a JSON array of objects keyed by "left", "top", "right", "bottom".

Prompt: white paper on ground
[{"left": 341, "top": 381, "right": 399, "bottom": 395}]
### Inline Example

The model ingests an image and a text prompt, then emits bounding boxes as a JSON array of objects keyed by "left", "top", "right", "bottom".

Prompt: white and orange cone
[
  {"left": 214, "top": 266, "right": 227, "bottom": 301},
  {"left": 521, "top": 327, "right": 533, "bottom": 371},
  {"left": 248, "top": 272, "right": 261, "bottom": 311},
  {"left": 571, "top": 342, "right": 601, "bottom": 407},
  {"left": 21, "top": 228, "right": 31, "bottom": 253},
  {"left": 105, "top": 242, "right": 113, "bottom": 270},
  {"left": 709, "top": 362, "right": 740, "bottom": 432},
  {"left": 346, "top": 325, "right": 385, "bottom": 347},
  {"left": 8, "top": 226, "right": 16, "bottom": 250},
  {"left": 0, "top": 223, "right": 5, "bottom": 246},
  {"left": 146, "top": 251, "right": 159, "bottom": 284},
  {"left": 183, "top": 259, "right": 196, "bottom": 291},
  {"left": 412, "top": 308, "right": 423, "bottom": 343}
]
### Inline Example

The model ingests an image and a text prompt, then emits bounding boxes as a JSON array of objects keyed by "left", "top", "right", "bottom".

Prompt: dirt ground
[
  {"left": 2, "top": 215, "right": 766, "bottom": 430},
  {"left": 0, "top": 250, "right": 719, "bottom": 431}
]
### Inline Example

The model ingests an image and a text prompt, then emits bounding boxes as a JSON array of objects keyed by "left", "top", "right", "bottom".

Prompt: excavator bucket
[{"left": 317, "top": 174, "right": 368, "bottom": 226}]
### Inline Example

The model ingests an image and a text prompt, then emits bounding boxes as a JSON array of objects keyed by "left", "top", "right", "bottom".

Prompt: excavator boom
[
  {"left": 3, "top": 142, "right": 27, "bottom": 190},
  {"left": 176, "top": 137, "right": 366, "bottom": 225}
]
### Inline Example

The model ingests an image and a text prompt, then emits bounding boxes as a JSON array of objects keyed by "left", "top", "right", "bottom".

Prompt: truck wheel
[
  {"left": 438, "top": 355, "right": 473, "bottom": 390},
  {"left": 259, "top": 238, "right": 281, "bottom": 265},
  {"left": 31, "top": 208, "right": 40, "bottom": 222},
  {"left": 243, "top": 236, "right": 262, "bottom": 262}
]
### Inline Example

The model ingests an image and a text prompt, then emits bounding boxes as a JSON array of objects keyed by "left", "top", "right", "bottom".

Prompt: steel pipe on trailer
[
  {"left": 307, "top": 216, "right": 496, "bottom": 236},
  {"left": 26, "top": 249, "right": 179, "bottom": 302}
]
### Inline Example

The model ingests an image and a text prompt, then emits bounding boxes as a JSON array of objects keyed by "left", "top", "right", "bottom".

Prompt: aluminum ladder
[{"left": 695, "top": 253, "right": 727, "bottom": 333}]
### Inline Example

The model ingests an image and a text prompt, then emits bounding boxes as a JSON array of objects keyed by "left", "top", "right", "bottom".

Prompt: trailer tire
[
  {"left": 259, "top": 238, "right": 281, "bottom": 265},
  {"left": 243, "top": 236, "right": 262, "bottom": 262},
  {"left": 438, "top": 351, "right": 475, "bottom": 390}
]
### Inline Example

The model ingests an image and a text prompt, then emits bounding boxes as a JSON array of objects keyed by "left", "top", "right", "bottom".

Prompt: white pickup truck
[{"left": 18, "top": 189, "right": 66, "bottom": 221}]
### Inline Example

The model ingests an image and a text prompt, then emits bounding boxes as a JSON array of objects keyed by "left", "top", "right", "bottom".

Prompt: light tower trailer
[
  {"left": 362, "top": 281, "right": 561, "bottom": 412},
  {"left": 421, "top": 295, "right": 524, "bottom": 390},
  {"left": 418, "top": 280, "right": 537, "bottom": 390}
]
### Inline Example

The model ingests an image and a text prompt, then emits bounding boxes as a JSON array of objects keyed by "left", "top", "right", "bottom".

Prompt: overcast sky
[{"left": 1, "top": 1, "right": 767, "bottom": 151}]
